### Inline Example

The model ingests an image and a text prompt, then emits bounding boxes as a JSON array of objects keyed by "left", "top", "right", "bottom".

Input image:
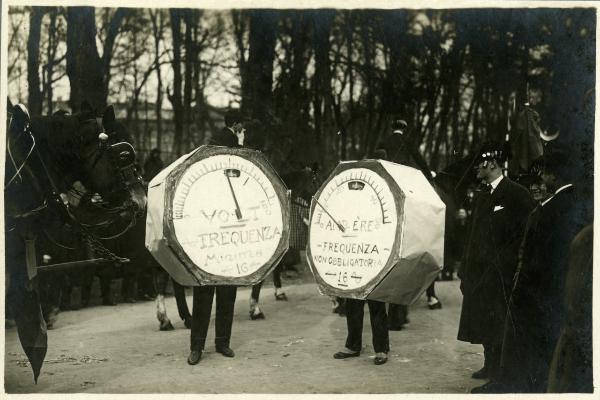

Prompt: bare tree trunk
[
  {"left": 66, "top": 7, "right": 126, "bottom": 112},
  {"left": 232, "top": 10, "right": 248, "bottom": 104},
  {"left": 44, "top": 8, "right": 59, "bottom": 115},
  {"left": 150, "top": 10, "right": 164, "bottom": 150},
  {"left": 100, "top": 8, "right": 131, "bottom": 104},
  {"left": 168, "top": 9, "right": 184, "bottom": 156},
  {"left": 311, "top": 10, "right": 335, "bottom": 169},
  {"left": 27, "top": 7, "right": 44, "bottom": 116},
  {"left": 243, "top": 10, "right": 278, "bottom": 122}
]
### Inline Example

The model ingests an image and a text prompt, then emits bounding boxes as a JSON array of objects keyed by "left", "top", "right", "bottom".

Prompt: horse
[{"left": 5, "top": 100, "right": 147, "bottom": 382}]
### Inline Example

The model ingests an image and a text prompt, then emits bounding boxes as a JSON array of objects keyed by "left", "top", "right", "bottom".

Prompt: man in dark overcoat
[
  {"left": 457, "top": 142, "right": 534, "bottom": 393},
  {"left": 187, "top": 109, "right": 245, "bottom": 365},
  {"left": 501, "top": 149, "right": 589, "bottom": 392}
]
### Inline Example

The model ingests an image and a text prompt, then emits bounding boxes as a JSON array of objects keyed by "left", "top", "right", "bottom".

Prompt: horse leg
[
  {"left": 98, "top": 266, "right": 113, "bottom": 306},
  {"left": 153, "top": 267, "right": 173, "bottom": 331},
  {"left": 172, "top": 278, "right": 191, "bottom": 329},
  {"left": 426, "top": 282, "right": 442, "bottom": 309},
  {"left": 273, "top": 263, "right": 287, "bottom": 301},
  {"left": 80, "top": 268, "right": 94, "bottom": 308},
  {"left": 249, "top": 282, "right": 265, "bottom": 320},
  {"left": 59, "top": 271, "right": 73, "bottom": 310}
]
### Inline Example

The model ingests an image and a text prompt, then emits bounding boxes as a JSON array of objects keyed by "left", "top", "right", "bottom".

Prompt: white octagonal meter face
[
  {"left": 309, "top": 167, "right": 397, "bottom": 290},
  {"left": 171, "top": 154, "right": 283, "bottom": 277}
]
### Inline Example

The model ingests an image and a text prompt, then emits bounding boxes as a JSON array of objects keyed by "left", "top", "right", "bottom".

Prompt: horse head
[
  {"left": 6, "top": 101, "right": 146, "bottom": 236},
  {"left": 74, "top": 104, "right": 147, "bottom": 216}
]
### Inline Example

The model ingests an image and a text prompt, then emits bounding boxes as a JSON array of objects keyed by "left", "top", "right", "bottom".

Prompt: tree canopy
[{"left": 7, "top": 7, "right": 595, "bottom": 181}]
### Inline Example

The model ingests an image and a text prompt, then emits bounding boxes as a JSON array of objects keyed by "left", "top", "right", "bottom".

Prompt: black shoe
[
  {"left": 334, "top": 305, "right": 346, "bottom": 316},
  {"left": 374, "top": 353, "right": 388, "bottom": 365},
  {"left": 187, "top": 350, "right": 202, "bottom": 365},
  {"left": 183, "top": 316, "right": 192, "bottom": 329},
  {"left": 470, "top": 381, "right": 510, "bottom": 394},
  {"left": 427, "top": 297, "right": 442, "bottom": 310},
  {"left": 250, "top": 311, "right": 265, "bottom": 320},
  {"left": 216, "top": 347, "right": 235, "bottom": 358},
  {"left": 333, "top": 351, "right": 360, "bottom": 359},
  {"left": 388, "top": 323, "right": 405, "bottom": 331},
  {"left": 275, "top": 292, "right": 288, "bottom": 301},
  {"left": 471, "top": 366, "right": 488, "bottom": 379},
  {"left": 159, "top": 320, "right": 174, "bottom": 331}
]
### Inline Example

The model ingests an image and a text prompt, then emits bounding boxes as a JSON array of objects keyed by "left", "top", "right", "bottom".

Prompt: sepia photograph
[{"left": 2, "top": 0, "right": 595, "bottom": 395}]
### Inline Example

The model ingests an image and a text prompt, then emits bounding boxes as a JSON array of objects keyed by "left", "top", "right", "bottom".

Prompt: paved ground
[{"left": 4, "top": 263, "right": 485, "bottom": 394}]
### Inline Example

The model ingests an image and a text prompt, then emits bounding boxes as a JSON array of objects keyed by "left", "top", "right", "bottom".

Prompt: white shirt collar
[
  {"left": 228, "top": 126, "right": 245, "bottom": 146},
  {"left": 489, "top": 175, "right": 504, "bottom": 193},
  {"left": 541, "top": 183, "right": 573, "bottom": 206}
]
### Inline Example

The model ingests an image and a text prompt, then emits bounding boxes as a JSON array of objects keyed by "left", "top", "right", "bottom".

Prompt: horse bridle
[
  {"left": 5, "top": 111, "right": 37, "bottom": 190},
  {"left": 65, "top": 117, "right": 143, "bottom": 239},
  {"left": 6, "top": 112, "right": 141, "bottom": 241},
  {"left": 82, "top": 118, "right": 142, "bottom": 193}
]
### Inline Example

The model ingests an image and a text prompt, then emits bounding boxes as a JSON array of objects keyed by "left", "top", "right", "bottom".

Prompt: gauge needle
[
  {"left": 225, "top": 172, "right": 243, "bottom": 220},
  {"left": 313, "top": 197, "right": 345, "bottom": 232}
]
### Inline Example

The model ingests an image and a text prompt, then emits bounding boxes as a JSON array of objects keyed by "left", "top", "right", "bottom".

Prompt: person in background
[
  {"left": 500, "top": 149, "right": 588, "bottom": 392},
  {"left": 547, "top": 224, "right": 593, "bottom": 393},
  {"left": 528, "top": 176, "right": 551, "bottom": 204},
  {"left": 143, "top": 148, "right": 164, "bottom": 184},
  {"left": 457, "top": 142, "right": 534, "bottom": 393}
]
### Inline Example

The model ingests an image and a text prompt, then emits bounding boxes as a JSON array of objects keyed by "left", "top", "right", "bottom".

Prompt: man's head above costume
[{"left": 224, "top": 109, "right": 244, "bottom": 129}]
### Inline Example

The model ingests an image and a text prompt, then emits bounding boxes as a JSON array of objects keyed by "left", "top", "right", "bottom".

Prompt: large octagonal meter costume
[
  {"left": 145, "top": 145, "right": 290, "bottom": 286},
  {"left": 307, "top": 160, "right": 445, "bottom": 305}
]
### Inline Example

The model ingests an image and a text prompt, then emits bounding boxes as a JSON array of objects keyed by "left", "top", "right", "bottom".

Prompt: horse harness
[{"left": 5, "top": 110, "right": 137, "bottom": 275}]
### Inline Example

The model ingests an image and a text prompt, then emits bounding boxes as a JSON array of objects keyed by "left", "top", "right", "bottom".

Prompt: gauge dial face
[
  {"left": 171, "top": 154, "right": 283, "bottom": 277},
  {"left": 309, "top": 167, "right": 397, "bottom": 290}
]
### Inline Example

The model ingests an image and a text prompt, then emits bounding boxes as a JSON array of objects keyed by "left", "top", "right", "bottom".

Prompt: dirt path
[{"left": 4, "top": 269, "right": 484, "bottom": 393}]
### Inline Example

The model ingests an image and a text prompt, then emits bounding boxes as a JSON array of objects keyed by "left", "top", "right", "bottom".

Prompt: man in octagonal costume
[{"left": 187, "top": 110, "right": 246, "bottom": 365}]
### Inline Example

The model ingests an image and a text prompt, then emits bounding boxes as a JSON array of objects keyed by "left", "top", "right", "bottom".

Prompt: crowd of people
[
  {"left": 12, "top": 108, "right": 592, "bottom": 394},
  {"left": 457, "top": 143, "right": 592, "bottom": 393}
]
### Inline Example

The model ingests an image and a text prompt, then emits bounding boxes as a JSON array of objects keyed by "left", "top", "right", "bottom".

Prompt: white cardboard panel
[{"left": 308, "top": 159, "right": 446, "bottom": 304}]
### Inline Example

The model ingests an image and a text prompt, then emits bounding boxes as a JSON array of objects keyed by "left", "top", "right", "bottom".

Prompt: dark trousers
[
  {"left": 190, "top": 285, "right": 237, "bottom": 351},
  {"left": 484, "top": 341, "right": 501, "bottom": 380},
  {"left": 426, "top": 281, "right": 436, "bottom": 298},
  {"left": 344, "top": 298, "right": 389, "bottom": 354},
  {"left": 388, "top": 303, "right": 409, "bottom": 327},
  {"left": 250, "top": 264, "right": 283, "bottom": 301}
]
